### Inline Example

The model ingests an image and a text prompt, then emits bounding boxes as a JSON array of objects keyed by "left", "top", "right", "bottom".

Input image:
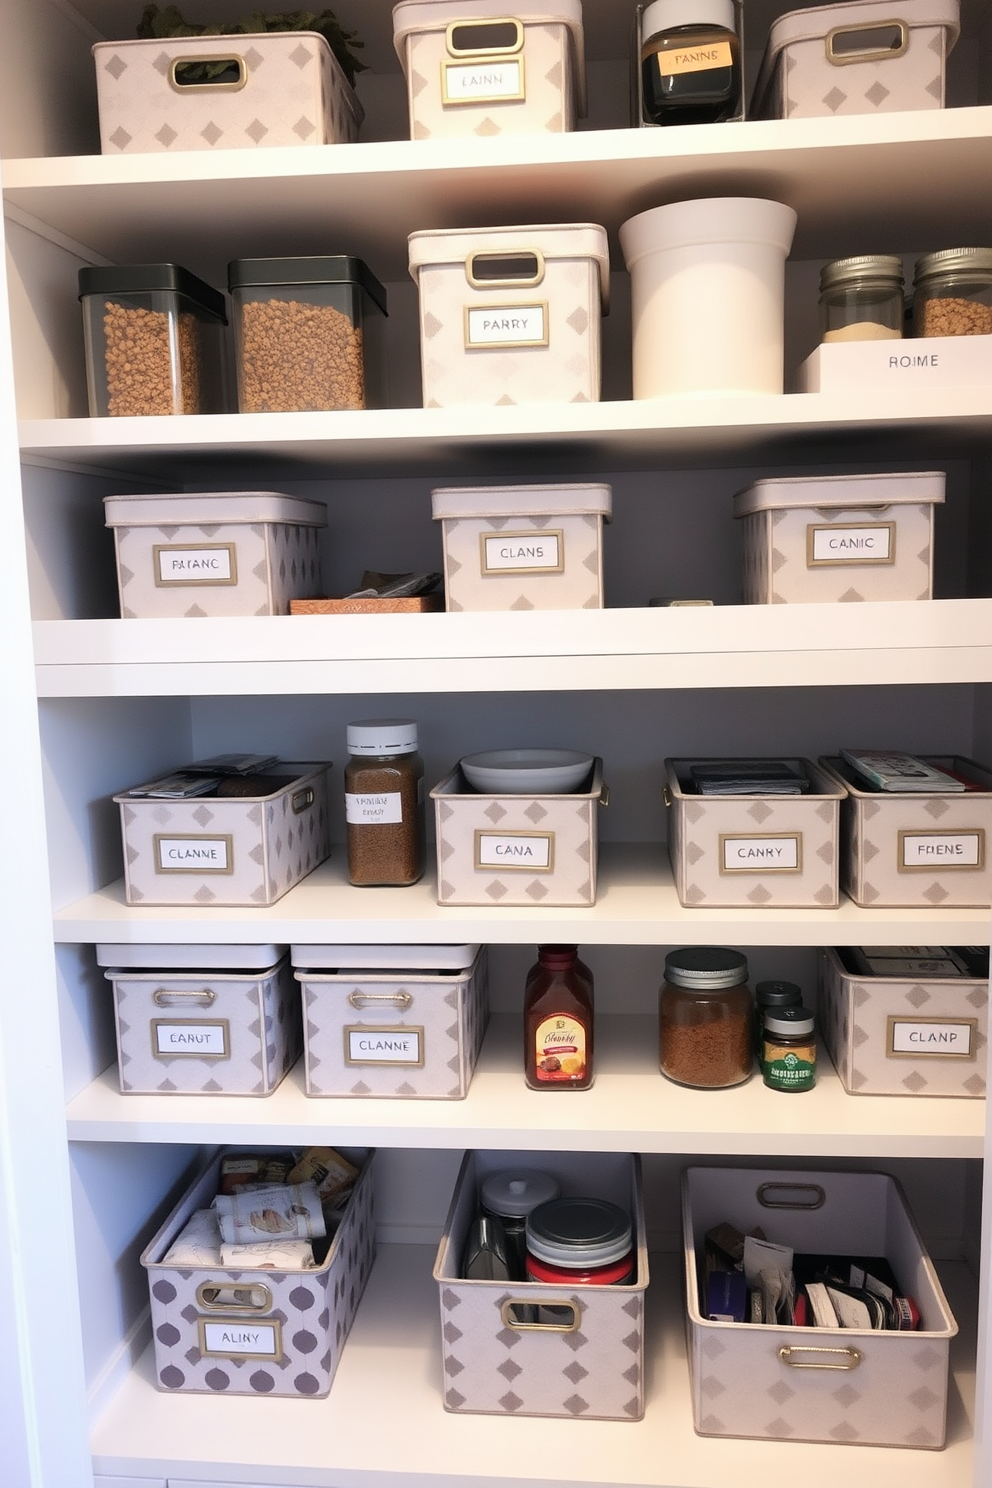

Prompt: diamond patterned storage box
[
  {"left": 733, "top": 471, "right": 944, "bottom": 605},
  {"left": 96, "top": 942, "right": 300, "bottom": 1096},
  {"left": 434, "top": 1150, "right": 648, "bottom": 1419},
  {"left": 93, "top": 31, "right": 362, "bottom": 153},
  {"left": 819, "top": 946, "right": 988, "bottom": 1097},
  {"left": 682, "top": 1165, "right": 957, "bottom": 1447},
  {"left": 292, "top": 943, "right": 489, "bottom": 1098},
  {"left": 392, "top": 0, "right": 586, "bottom": 139},
  {"left": 114, "top": 763, "right": 330, "bottom": 907},
  {"left": 664, "top": 757, "right": 845, "bottom": 908},
  {"left": 104, "top": 491, "right": 326, "bottom": 618},
  {"left": 142, "top": 1147, "right": 374, "bottom": 1398},
  {"left": 750, "top": 0, "right": 959, "bottom": 120},
  {"left": 432, "top": 482, "right": 611, "bottom": 611},
  {"left": 431, "top": 758, "right": 605, "bottom": 906},
  {"left": 819, "top": 755, "right": 992, "bottom": 907}
]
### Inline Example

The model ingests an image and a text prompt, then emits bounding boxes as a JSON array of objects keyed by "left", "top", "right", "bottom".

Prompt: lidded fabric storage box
[
  {"left": 142, "top": 1147, "right": 374, "bottom": 1398},
  {"left": 431, "top": 758, "right": 606, "bottom": 905},
  {"left": 664, "top": 757, "right": 845, "bottom": 908},
  {"left": 114, "top": 763, "right": 330, "bottom": 907},
  {"left": 819, "top": 755, "right": 992, "bottom": 907},
  {"left": 431, "top": 483, "right": 611, "bottom": 611},
  {"left": 96, "top": 942, "right": 300, "bottom": 1096},
  {"left": 434, "top": 1150, "right": 648, "bottom": 1419},
  {"left": 103, "top": 491, "right": 326, "bottom": 618},
  {"left": 408, "top": 222, "right": 609, "bottom": 407},
  {"left": 392, "top": 0, "right": 586, "bottom": 139},
  {"left": 733, "top": 471, "right": 944, "bottom": 605},
  {"left": 292, "top": 943, "right": 488, "bottom": 1098},
  {"left": 750, "top": 0, "right": 959, "bottom": 119},
  {"left": 682, "top": 1165, "right": 957, "bottom": 1447},
  {"left": 92, "top": 31, "right": 363, "bottom": 153},
  {"left": 819, "top": 945, "right": 988, "bottom": 1097}
]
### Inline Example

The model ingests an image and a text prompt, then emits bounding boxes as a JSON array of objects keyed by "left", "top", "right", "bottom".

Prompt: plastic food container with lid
[
  {"left": 659, "top": 947, "right": 753, "bottom": 1087},
  {"left": 913, "top": 247, "right": 992, "bottom": 337},
  {"left": 408, "top": 222, "right": 609, "bottom": 407},
  {"left": 79, "top": 264, "right": 227, "bottom": 417},
  {"left": 345, "top": 718, "right": 426, "bottom": 887},
  {"left": 525, "top": 1197, "right": 633, "bottom": 1285},
  {"left": 228, "top": 256, "right": 387, "bottom": 413},
  {"left": 481, "top": 1169, "right": 560, "bottom": 1277},
  {"left": 392, "top": 0, "right": 587, "bottom": 139}
]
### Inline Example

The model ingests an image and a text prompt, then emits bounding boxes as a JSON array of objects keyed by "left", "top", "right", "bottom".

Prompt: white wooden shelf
[
  {"left": 65, "top": 1014, "right": 984, "bottom": 1156},
  {"left": 89, "top": 1246, "right": 977, "bottom": 1488},
  {"left": 53, "top": 848, "right": 992, "bottom": 947}
]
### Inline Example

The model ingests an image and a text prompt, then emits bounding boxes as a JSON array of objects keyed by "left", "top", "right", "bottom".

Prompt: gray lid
[
  {"left": 914, "top": 248, "right": 992, "bottom": 284},
  {"left": 665, "top": 946, "right": 748, "bottom": 990},
  {"left": 526, "top": 1198, "right": 632, "bottom": 1268},
  {"left": 481, "top": 1170, "right": 561, "bottom": 1220},
  {"left": 820, "top": 255, "right": 903, "bottom": 292},
  {"left": 764, "top": 1005, "right": 815, "bottom": 1036},
  {"left": 347, "top": 719, "right": 418, "bottom": 754}
]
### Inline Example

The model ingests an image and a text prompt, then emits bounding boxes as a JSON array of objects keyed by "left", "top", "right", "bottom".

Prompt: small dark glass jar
[
  {"left": 761, "top": 1005, "right": 817, "bottom": 1093},
  {"left": 659, "top": 947, "right": 752, "bottom": 1088},
  {"left": 640, "top": 0, "right": 741, "bottom": 127},
  {"left": 754, "top": 978, "right": 803, "bottom": 1055}
]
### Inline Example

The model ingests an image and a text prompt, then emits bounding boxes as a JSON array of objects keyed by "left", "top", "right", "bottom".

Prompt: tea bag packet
[
  {"left": 219, "top": 1239, "right": 316, "bottom": 1270},
  {"left": 163, "top": 1208, "right": 222, "bottom": 1266},
  {"left": 214, "top": 1181, "right": 325, "bottom": 1244},
  {"left": 743, "top": 1234, "right": 795, "bottom": 1324}
]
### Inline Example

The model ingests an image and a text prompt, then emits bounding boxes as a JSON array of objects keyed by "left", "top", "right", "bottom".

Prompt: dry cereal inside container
[
  {"left": 78, "top": 263, "right": 227, "bottom": 417},
  {"left": 913, "top": 248, "right": 992, "bottom": 337},
  {"left": 228, "top": 256, "right": 387, "bottom": 413}
]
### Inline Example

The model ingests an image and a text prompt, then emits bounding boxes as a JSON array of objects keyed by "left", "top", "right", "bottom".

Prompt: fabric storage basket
[
  {"left": 96, "top": 942, "right": 300, "bottom": 1096},
  {"left": 93, "top": 31, "right": 363, "bottom": 153},
  {"left": 142, "top": 1147, "right": 374, "bottom": 1398},
  {"left": 750, "top": 0, "right": 959, "bottom": 120},
  {"left": 103, "top": 491, "right": 326, "bottom": 618},
  {"left": 664, "top": 757, "right": 845, "bottom": 909},
  {"left": 431, "top": 482, "right": 611, "bottom": 611},
  {"left": 733, "top": 471, "right": 944, "bottom": 605},
  {"left": 431, "top": 758, "right": 606, "bottom": 906},
  {"left": 682, "top": 1165, "right": 957, "bottom": 1447},
  {"left": 408, "top": 222, "right": 609, "bottom": 408},
  {"left": 292, "top": 943, "right": 489, "bottom": 1098},
  {"left": 434, "top": 1150, "right": 648, "bottom": 1419},
  {"left": 819, "top": 945, "right": 988, "bottom": 1097},
  {"left": 114, "top": 763, "right": 331, "bottom": 907},
  {"left": 819, "top": 755, "right": 992, "bottom": 908},
  {"left": 392, "top": 0, "right": 586, "bottom": 139}
]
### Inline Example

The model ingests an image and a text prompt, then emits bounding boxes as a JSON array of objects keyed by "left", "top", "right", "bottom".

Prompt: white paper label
[
  {"left": 201, "top": 1321, "right": 278, "bottom": 1358},
  {"left": 157, "top": 547, "right": 233, "bottom": 583},
  {"left": 347, "top": 1028, "right": 422, "bottom": 1064},
  {"left": 466, "top": 305, "right": 546, "bottom": 347},
  {"left": 901, "top": 832, "right": 982, "bottom": 868},
  {"left": 346, "top": 791, "right": 403, "bottom": 825},
  {"left": 809, "top": 525, "right": 891, "bottom": 563},
  {"left": 483, "top": 533, "right": 560, "bottom": 572},
  {"left": 155, "top": 1022, "right": 227, "bottom": 1056},
  {"left": 890, "top": 1020, "right": 974, "bottom": 1056},
  {"left": 722, "top": 835, "right": 800, "bottom": 871},
  {"left": 156, "top": 837, "right": 230, "bottom": 871},
  {"left": 444, "top": 58, "right": 522, "bottom": 101},
  {"left": 477, "top": 832, "right": 552, "bottom": 869}
]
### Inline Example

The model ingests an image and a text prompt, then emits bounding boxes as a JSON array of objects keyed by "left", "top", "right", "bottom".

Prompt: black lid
[
  {"left": 77, "top": 264, "right": 227, "bottom": 322},
  {"left": 227, "top": 255, "right": 388, "bottom": 315},
  {"left": 664, "top": 946, "right": 748, "bottom": 990},
  {"left": 764, "top": 1004, "right": 815, "bottom": 1035},
  {"left": 755, "top": 979, "right": 803, "bottom": 1008}
]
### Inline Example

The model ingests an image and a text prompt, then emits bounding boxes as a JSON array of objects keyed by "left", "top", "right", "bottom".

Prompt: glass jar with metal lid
[
  {"left": 913, "top": 248, "right": 992, "bottom": 337},
  {"left": 819, "top": 255, "right": 904, "bottom": 344},
  {"left": 525, "top": 1197, "right": 634, "bottom": 1287},
  {"left": 659, "top": 947, "right": 752, "bottom": 1088},
  {"left": 481, "top": 1170, "right": 561, "bottom": 1281},
  {"left": 761, "top": 1004, "right": 816, "bottom": 1093}
]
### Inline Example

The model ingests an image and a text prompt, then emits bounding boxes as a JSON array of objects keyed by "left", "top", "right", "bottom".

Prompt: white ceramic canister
[{"left": 619, "top": 197, "right": 798, "bottom": 396}]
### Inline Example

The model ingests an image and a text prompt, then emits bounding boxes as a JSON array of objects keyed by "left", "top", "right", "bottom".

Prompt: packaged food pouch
[
  {"left": 214, "top": 1181, "right": 325, "bottom": 1243},
  {"left": 162, "top": 1207, "right": 222, "bottom": 1265},
  {"left": 219, "top": 1239, "right": 316, "bottom": 1269},
  {"left": 289, "top": 1146, "right": 359, "bottom": 1205}
]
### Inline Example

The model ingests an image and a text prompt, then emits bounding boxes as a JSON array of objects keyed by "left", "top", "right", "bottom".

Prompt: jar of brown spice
[
  {"left": 659, "top": 947, "right": 752, "bottom": 1088},
  {"left": 913, "top": 248, "right": 992, "bottom": 338},
  {"left": 345, "top": 719, "right": 425, "bottom": 887}
]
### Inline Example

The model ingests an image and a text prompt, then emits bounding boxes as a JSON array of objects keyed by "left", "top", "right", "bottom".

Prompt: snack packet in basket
[
  {"left": 214, "top": 1181, "right": 325, "bottom": 1244},
  {"left": 219, "top": 1239, "right": 316, "bottom": 1270}
]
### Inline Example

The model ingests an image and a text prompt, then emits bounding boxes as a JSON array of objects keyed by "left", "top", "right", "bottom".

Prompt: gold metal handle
[
  {"left": 292, "top": 787, "right": 315, "bottom": 814},
  {"left": 758, "top": 1181, "right": 826, "bottom": 1210},
  {"left": 826, "top": 19, "right": 907, "bottom": 65},
  {"left": 599, "top": 784, "right": 610, "bottom": 806},
  {"left": 196, "top": 1280, "right": 272, "bottom": 1313},
  {"left": 779, "top": 1345, "right": 862, "bottom": 1371},
  {"left": 153, "top": 987, "right": 216, "bottom": 1008},
  {"left": 347, "top": 990, "right": 414, "bottom": 1009},
  {"left": 500, "top": 1298, "right": 580, "bottom": 1332},
  {"left": 466, "top": 248, "right": 546, "bottom": 290},
  {"left": 662, "top": 786, "right": 672, "bottom": 808},
  {"left": 168, "top": 53, "right": 248, "bottom": 92},
  {"left": 446, "top": 17, "right": 523, "bottom": 57}
]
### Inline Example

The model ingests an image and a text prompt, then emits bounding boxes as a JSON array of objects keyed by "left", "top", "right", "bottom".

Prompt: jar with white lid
[
  {"left": 819, "top": 255, "right": 904, "bottom": 343},
  {"left": 525, "top": 1197, "right": 634, "bottom": 1287},
  {"left": 640, "top": 0, "right": 742, "bottom": 127},
  {"left": 913, "top": 248, "right": 992, "bottom": 337},
  {"left": 345, "top": 718, "right": 425, "bottom": 887},
  {"left": 481, "top": 1170, "right": 561, "bottom": 1280}
]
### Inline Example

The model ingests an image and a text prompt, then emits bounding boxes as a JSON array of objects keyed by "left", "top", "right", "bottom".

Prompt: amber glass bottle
[
  {"left": 640, "top": 0, "right": 741, "bottom": 127},
  {"left": 524, "top": 945, "right": 594, "bottom": 1090}
]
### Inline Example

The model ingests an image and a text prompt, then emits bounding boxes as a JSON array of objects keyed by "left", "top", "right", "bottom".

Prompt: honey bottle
[{"left": 524, "top": 945, "right": 594, "bottom": 1090}]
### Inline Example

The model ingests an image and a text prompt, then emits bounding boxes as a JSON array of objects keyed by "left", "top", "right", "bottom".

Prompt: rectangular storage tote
[
  {"left": 104, "top": 491, "right": 326, "bottom": 618},
  {"left": 93, "top": 31, "right": 363, "bottom": 153},
  {"left": 431, "top": 758, "right": 605, "bottom": 906},
  {"left": 434, "top": 1150, "right": 648, "bottom": 1419},
  {"left": 819, "top": 945, "right": 988, "bottom": 1097},
  {"left": 665, "top": 757, "right": 845, "bottom": 908},
  {"left": 392, "top": 0, "right": 586, "bottom": 138},
  {"left": 142, "top": 1147, "right": 374, "bottom": 1398},
  {"left": 97, "top": 942, "right": 300, "bottom": 1096},
  {"left": 292, "top": 943, "right": 489, "bottom": 1098},
  {"left": 819, "top": 754, "right": 992, "bottom": 907},
  {"left": 408, "top": 222, "right": 609, "bottom": 407},
  {"left": 733, "top": 471, "right": 944, "bottom": 604},
  {"left": 750, "top": 0, "right": 959, "bottom": 119},
  {"left": 682, "top": 1165, "right": 957, "bottom": 1447},
  {"left": 432, "top": 482, "right": 611, "bottom": 610}
]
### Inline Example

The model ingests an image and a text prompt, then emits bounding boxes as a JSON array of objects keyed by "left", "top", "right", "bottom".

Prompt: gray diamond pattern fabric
[{"left": 758, "top": 25, "right": 948, "bottom": 118}]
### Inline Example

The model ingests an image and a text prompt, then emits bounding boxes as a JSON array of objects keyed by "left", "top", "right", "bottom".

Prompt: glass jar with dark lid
[
  {"left": 913, "top": 248, "right": 992, "bottom": 337},
  {"left": 819, "top": 255, "right": 903, "bottom": 344},
  {"left": 761, "top": 1004, "right": 816, "bottom": 1093},
  {"left": 754, "top": 978, "right": 802, "bottom": 1054},
  {"left": 659, "top": 947, "right": 752, "bottom": 1088}
]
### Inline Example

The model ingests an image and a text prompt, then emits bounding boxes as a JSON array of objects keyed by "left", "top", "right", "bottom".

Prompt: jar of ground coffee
[
  {"left": 659, "top": 947, "right": 752, "bottom": 1088},
  {"left": 345, "top": 718, "right": 425, "bottom": 886}
]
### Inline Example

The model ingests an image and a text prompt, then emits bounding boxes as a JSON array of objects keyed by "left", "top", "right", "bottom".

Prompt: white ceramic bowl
[{"left": 459, "top": 749, "right": 593, "bottom": 795}]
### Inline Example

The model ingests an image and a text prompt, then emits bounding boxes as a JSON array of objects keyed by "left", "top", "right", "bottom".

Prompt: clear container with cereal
[
  {"left": 913, "top": 247, "right": 992, "bottom": 337},
  {"left": 78, "top": 263, "right": 228, "bottom": 417},
  {"left": 227, "top": 256, "right": 387, "bottom": 413}
]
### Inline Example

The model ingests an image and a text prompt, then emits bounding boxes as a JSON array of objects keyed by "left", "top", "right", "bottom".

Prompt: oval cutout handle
[
  {"left": 826, "top": 19, "right": 907, "bottom": 65},
  {"left": 779, "top": 1344, "right": 862, "bottom": 1371},
  {"left": 153, "top": 987, "right": 216, "bottom": 1008},
  {"left": 466, "top": 248, "right": 545, "bottom": 290},
  {"left": 347, "top": 990, "right": 414, "bottom": 1009},
  {"left": 196, "top": 1280, "right": 272, "bottom": 1313},
  {"left": 169, "top": 54, "right": 248, "bottom": 91},
  {"left": 446, "top": 18, "right": 523, "bottom": 57},
  {"left": 757, "top": 1181, "right": 826, "bottom": 1211},
  {"left": 500, "top": 1298, "right": 581, "bottom": 1332},
  {"left": 292, "top": 787, "right": 315, "bottom": 814}
]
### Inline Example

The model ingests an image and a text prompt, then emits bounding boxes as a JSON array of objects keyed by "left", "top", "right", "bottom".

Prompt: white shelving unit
[{"left": 3, "top": 2, "right": 992, "bottom": 1486}]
